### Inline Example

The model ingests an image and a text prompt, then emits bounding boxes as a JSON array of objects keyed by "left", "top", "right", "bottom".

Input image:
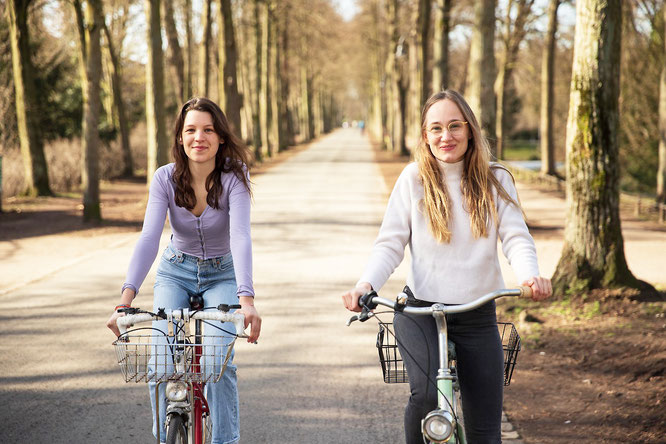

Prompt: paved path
[{"left": 3, "top": 128, "right": 664, "bottom": 443}]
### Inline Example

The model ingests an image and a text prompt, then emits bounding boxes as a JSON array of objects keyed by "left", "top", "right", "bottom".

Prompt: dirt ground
[{"left": 2, "top": 142, "right": 665, "bottom": 443}]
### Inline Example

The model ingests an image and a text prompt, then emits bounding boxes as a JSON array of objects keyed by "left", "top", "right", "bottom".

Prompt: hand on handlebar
[
  {"left": 521, "top": 276, "right": 552, "bottom": 301},
  {"left": 341, "top": 283, "right": 373, "bottom": 312}
]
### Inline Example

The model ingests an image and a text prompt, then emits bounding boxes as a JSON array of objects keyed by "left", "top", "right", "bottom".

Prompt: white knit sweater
[{"left": 358, "top": 160, "right": 540, "bottom": 304}]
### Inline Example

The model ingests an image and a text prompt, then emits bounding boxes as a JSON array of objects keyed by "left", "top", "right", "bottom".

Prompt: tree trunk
[
  {"left": 163, "top": 0, "right": 185, "bottom": 105},
  {"left": 432, "top": 0, "right": 451, "bottom": 93},
  {"left": 268, "top": 0, "right": 283, "bottom": 152},
  {"left": 7, "top": 0, "right": 51, "bottom": 196},
  {"left": 145, "top": 0, "right": 169, "bottom": 180},
  {"left": 540, "top": 0, "right": 559, "bottom": 176},
  {"left": 466, "top": 0, "right": 496, "bottom": 154},
  {"left": 383, "top": 0, "right": 398, "bottom": 153},
  {"left": 253, "top": 0, "right": 263, "bottom": 160},
  {"left": 552, "top": 0, "right": 639, "bottom": 294},
  {"left": 181, "top": 0, "right": 193, "bottom": 101},
  {"left": 279, "top": 3, "right": 294, "bottom": 147},
  {"left": 218, "top": 0, "right": 243, "bottom": 137},
  {"left": 495, "top": 0, "right": 534, "bottom": 160},
  {"left": 657, "top": 5, "right": 666, "bottom": 204},
  {"left": 198, "top": 0, "right": 212, "bottom": 97},
  {"left": 419, "top": 0, "right": 431, "bottom": 106},
  {"left": 259, "top": 0, "right": 271, "bottom": 157},
  {"left": 102, "top": 21, "right": 133, "bottom": 177},
  {"left": 81, "top": 0, "right": 104, "bottom": 221}
]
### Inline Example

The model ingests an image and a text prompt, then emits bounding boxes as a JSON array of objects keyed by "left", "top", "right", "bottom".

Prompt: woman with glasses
[{"left": 342, "top": 90, "right": 551, "bottom": 443}]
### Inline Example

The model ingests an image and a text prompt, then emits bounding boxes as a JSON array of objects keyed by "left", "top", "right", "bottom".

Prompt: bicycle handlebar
[
  {"left": 116, "top": 308, "right": 248, "bottom": 338},
  {"left": 347, "top": 286, "right": 532, "bottom": 326}
]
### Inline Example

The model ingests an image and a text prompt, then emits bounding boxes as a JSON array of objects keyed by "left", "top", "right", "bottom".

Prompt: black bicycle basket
[
  {"left": 376, "top": 321, "right": 409, "bottom": 383},
  {"left": 375, "top": 321, "right": 521, "bottom": 386},
  {"left": 498, "top": 322, "right": 521, "bottom": 386}
]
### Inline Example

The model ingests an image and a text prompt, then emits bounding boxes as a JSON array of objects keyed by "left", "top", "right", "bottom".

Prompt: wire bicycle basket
[
  {"left": 376, "top": 321, "right": 409, "bottom": 383},
  {"left": 375, "top": 321, "right": 521, "bottom": 386},
  {"left": 113, "top": 332, "right": 237, "bottom": 384},
  {"left": 498, "top": 322, "right": 521, "bottom": 386}
]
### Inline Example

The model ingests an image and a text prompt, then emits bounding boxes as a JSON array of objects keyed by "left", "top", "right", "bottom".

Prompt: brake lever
[{"left": 346, "top": 309, "right": 375, "bottom": 326}]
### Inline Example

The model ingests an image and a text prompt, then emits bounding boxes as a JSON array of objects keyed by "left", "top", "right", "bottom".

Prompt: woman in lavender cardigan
[{"left": 107, "top": 97, "right": 261, "bottom": 444}]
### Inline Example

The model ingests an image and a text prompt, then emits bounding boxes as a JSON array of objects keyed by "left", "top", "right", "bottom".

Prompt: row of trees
[
  {"left": 352, "top": 0, "right": 666, "bottom": 200},
  {"left": 4, "top": 0, "right": 352, "bottom": 218}
]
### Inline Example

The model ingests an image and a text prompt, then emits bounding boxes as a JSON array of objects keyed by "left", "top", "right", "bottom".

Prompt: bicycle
[
  {"left": 113, "top": 295, "right": 247, "bottom": 444},
  {"left": 347, "top": 286, "right": 530, "bottom": 444}
]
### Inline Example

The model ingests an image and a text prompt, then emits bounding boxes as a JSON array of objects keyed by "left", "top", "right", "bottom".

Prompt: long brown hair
[
  {"left": 171, "top": 97, "right": 252, "bottom": 210},
  {"left": 416, "top": 90, "right": 521, "bottom": 243}
]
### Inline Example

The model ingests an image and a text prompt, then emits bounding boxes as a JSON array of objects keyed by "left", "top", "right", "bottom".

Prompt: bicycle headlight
[
  {"left": 166, "top": 380, "right": 189, "bottom": 402},
  {"left": 422, "top": 410, "right": 455, "bottom": 443}
]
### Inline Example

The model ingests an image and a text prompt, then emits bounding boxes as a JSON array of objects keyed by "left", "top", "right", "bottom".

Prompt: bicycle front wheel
[{"left": 166, "top": 413, "right": 188, "bottom": 444}]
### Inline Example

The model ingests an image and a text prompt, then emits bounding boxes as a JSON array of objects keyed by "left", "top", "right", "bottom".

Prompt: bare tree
[
  {"left": 198, "top": 0, "right": 213, "bottom": 97},
  {"left": 495, "top": 0, "right": 535, "bottom": 159},
  {"left": 145, "top": 0, "right": 169, "bottom": 180},
  {"left": 552, "top": 0, "right": 639, "bottom": 294},
  {"left": 466, "top": 0, "right": 496, "bottom": 152},
  {"left": 102, "top": 20, "right": 133, "bottom": 177},
  {"left": 218, "top": 0, "right": 243, "bottom": 137},
  {"left": 163, "top": 0, "right": 185, "bottom": 104},
  {"left": 7, "top": 0, "right": 51, "bottom": 196},
  {"left": 540, "top": 0, "right": 560, "bottom": 176},
  {"left": 658, "top": 4, "right": 666, "bottom": 204},
  {"left": 180, "top": 0, "right": 193, "bottom": 101},
  {"left": 76, "top": 0, "right": 104, "bottom": 221},
  {"left": 432, "top": 0, "right": 451, "bottom": 93}
]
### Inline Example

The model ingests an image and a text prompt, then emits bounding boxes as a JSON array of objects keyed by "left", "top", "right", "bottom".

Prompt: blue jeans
[
  {"left": 149, "top": 243, "right": 240, "bottom": 444},
  {"left": 393, "top": 300, "right": 503, "bottom": 444}
]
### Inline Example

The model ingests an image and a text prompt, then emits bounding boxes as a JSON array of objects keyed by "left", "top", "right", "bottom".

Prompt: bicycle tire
[{"left": 166, "top": 413, "right": 188, "bottom": 444}]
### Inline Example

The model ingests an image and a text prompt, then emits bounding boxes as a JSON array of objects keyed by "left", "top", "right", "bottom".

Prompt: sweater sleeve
[
  {"left": 122, "top": 168, "right": 170, "bottom": 294},
  {"left": 228, "top": 168, "right": 254, "bottom": 297},
  {"left": 494, "top": 167, "right": 540, "bottom": 282},
  {"left": 357, "top": 166, "right": 413, "bottom": 290}
]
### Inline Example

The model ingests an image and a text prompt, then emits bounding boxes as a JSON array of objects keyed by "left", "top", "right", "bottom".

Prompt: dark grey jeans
[{"left": 393, "top": 300, "right": 503, "bottom": 444}]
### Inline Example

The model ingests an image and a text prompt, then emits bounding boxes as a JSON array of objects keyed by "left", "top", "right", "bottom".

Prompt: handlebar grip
[
  {"left": 518, "top": 285, "right": 533, "bottom": 298},
  {"left": 358, "top": 291, "right": 378, "bottom": 310}
]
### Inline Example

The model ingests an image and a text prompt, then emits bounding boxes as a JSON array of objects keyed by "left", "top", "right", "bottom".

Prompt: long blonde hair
[{"left": 416, "top": 90, "right": 521, "bottom": 243}]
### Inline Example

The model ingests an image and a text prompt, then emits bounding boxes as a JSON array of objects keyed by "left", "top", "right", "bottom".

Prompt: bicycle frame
[{"left": 350, "top": 286, "right": 531, "bottom": 444}]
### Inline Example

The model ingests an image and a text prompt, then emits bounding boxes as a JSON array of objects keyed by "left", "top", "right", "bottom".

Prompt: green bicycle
[{"left": 347, "top": 286, "right": 529, "bottom": 443}]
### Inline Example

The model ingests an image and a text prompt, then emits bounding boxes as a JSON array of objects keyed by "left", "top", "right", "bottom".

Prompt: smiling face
[
  {"left": 181, "top": 110, "right": 222, "bottom": 167},
  {"left": 423, "top": 99, "right": 470, "bottom": 164}
]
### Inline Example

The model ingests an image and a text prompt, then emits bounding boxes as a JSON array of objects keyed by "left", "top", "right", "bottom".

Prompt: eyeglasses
[{"left": 426, "top": 121, "right": 468, "bottom": 138}]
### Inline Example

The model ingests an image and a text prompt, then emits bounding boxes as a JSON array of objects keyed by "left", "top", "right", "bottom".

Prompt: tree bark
[
  {"left": 80, "top": 0, "right": 104, "bottom": 221},
  {"left": 432, "top": 0, "right": 451, "bottom": 93},
  {"left": 466, "top": 0, "right": 496, "bottom": 153},
  {"left": 7, "top": 0, "right": 51, "bottom": 196},
  {"left": 102, "top": 21, "right": 133, "bottom": 177},
  {"left": 268, "top": 0, "right": 283, "bottom": 152},
  {"left": 383, "top": 0, "right": 398, "bottom": 153},
  {"left": 657, "top": 5, "right": 666, "bottom": 204},
  {"left": 145, "top": 0, "right": 169, "bottom": 180},
  {"left": 198, "top": 0, "right": 213, "bottom": 97},
  {"left": 552, "top": 0, "right": 639, "bottom": 294},
  {"left": 279, "top": 2, "right": 294, "bottom": 147},
  {"left": 163, "top": 0, "right": 185, "bottom": 105},
  {"left": 218, "top": 0, "right": 243, "bottom": 137},
  {"left": 540, "top": 0, "right": 559, "bottom": 176}
]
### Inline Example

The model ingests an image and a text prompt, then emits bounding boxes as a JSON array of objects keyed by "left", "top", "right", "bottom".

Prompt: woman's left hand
[
  {"left": 238, "top": 296, "right": 261, "bottom": 343},
  {"left": 521, "top": 276, "right": 552, "bottom": 301}
]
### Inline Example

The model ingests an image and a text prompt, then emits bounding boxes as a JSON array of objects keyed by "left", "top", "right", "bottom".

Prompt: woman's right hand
[
  {"left": 341, "top": 282, "right": 373, "bottom": 313},
  {"left": 106, "top": 310, "right": 125, "bottom": 338},
  {"left": 107, "top": 288, "right": 135, "bottom": 337}
]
